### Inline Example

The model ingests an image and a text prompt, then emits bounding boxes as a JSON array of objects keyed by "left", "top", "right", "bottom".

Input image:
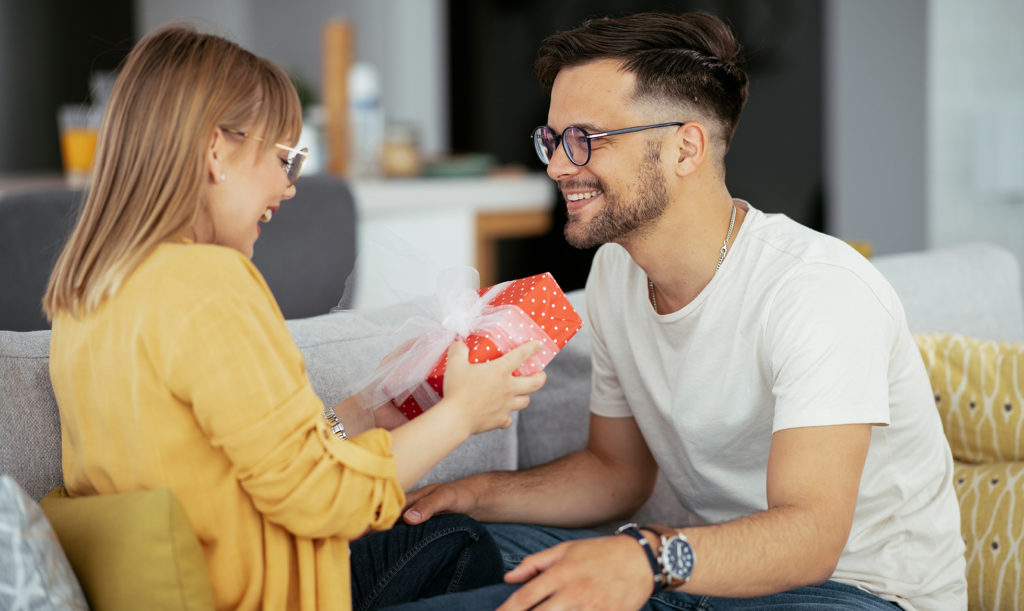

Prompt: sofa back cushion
[
  {"left": 872, "top": 242, "right": 1024, "bottom": 342},
  {"left": 0, "top": 329, "right": 63, "bottom": 501},
  {"left": 288, "top": 308, "right": 520, "bottom": 485}
]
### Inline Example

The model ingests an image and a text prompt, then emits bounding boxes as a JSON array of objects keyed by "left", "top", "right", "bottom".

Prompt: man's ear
[{"left": 671, "top": 122, "right": 708, "bottom": 178}]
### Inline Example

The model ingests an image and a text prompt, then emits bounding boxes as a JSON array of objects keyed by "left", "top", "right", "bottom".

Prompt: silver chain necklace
[{"left": 648, "top": 203, "right": 737, "bottom": 314}]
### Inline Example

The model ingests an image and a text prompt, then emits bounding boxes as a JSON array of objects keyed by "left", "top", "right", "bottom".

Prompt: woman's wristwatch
[{"left": 322, "top": 408, "right": 349, "bottom": 440}]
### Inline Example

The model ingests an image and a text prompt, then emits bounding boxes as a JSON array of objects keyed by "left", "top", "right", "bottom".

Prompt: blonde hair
[{"left": 43, "top": 26, "right": 302, "bottom": 320}]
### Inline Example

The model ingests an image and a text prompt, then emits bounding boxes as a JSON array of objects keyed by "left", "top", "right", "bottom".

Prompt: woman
[{"left": 43, "top": 26, "right": 545, "bottom": 610}]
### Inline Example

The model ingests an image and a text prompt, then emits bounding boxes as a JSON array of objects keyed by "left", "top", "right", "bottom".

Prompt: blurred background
[{"left": 1, "top": 0, "right": 1021, "bottom": 293}]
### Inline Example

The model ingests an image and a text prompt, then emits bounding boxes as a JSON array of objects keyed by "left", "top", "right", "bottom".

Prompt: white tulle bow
[{"left": 355, "top": 266, "right": 557, "bottom": 413}]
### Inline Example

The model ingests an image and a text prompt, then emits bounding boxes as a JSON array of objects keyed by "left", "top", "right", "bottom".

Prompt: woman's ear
[
  {"left": 671, "top": 121, "right": 708, "bottom": 178},
  {"left": 207, "top": 127, "right": 226, "bottom": 184}
]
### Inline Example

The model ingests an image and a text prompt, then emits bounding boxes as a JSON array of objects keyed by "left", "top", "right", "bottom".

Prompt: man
[{"left": 400, "top": 11, "right": 966, "bottom": 611}]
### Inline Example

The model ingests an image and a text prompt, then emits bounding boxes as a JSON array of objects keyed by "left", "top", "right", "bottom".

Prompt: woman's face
[{"left": 200, "top": 126, "right": 297, "bottom": 258}]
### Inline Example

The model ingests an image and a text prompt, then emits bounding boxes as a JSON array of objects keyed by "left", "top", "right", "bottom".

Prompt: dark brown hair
[{"left": 535, "top": 12, "right": 749, "bottom": 148}]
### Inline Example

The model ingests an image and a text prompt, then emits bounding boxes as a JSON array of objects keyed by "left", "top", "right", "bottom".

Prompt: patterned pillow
[
  {"left": 953, "top": 461, "right": 1024, "bottom": 611},
  {"left": 0, "top": 475, "right": 88, "bottom": 610},
  {"left": 915, "top": 333, "right": 1024, "bottom": 462}
]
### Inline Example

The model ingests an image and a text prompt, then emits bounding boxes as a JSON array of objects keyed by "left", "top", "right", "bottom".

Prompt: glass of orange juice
[{"left": 57, "top": 104, "right": 101, "bottom": 188}]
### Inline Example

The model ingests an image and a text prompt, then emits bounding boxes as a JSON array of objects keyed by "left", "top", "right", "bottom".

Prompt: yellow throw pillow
[
  {"left": 953, "top": 461, "right": 1024, "bottom": 611},
  {"left": 915, "top": 333, "right": 1024, "bottom": 463},
  {"left": 39, "top": 487, "right": 214, "bottom": 611}
]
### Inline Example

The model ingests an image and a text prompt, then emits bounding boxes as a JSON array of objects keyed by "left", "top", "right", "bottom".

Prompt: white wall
[
  {"left": 135, "top": 0, "right": 253, "bottom": 47},
  {"left": 928, "top": 0, "right": 1024, "bottom": 265},
  {"left": 824, "top": 0, "right": 928, "bottom": 254},
  {"left": 827, "top": 0, "right": 1024, "bottom": 287},
  {"left": 134, "top": 0, "right": 448, "bottom": 154}
]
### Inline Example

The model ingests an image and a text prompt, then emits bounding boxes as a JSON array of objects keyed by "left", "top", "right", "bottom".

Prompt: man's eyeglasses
[
  {"left": 531, "top": 122, "right": 686, "bottom": 167},
  {"left": 221, "top": 127, "right": 309, "bottom": 186}
]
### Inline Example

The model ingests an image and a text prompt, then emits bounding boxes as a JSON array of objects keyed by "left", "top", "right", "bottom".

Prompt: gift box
[{"left": 392, "top": 272, "right": 583, "bottom": 419}]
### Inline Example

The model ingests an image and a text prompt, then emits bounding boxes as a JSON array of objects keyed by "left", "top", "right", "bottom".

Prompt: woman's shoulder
[
  {"left": 134, "top": 242, "right": 268, "bottom": 298},
  {"left": 150, "top": 241, "right": 258, "bottom": 278}
]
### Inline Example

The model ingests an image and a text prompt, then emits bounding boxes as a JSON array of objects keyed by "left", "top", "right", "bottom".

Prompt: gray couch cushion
[
  {"left": 252, "top": 174, "right": 358, "bottom": 318},
  {"left": 872, "top": 242, "right": 1024, "bottom": 341},
  {"left": 516, "top": 289, "right": 591, "bottom": 470},
  {"left": 0, "top": 330, "right": 62, "bottom": 501},
  {"left": 287, "top": 308, "right": 520, "bottom": 487},
  {"left": 0, "top": 189, "right": 84, "bottom": 332}
]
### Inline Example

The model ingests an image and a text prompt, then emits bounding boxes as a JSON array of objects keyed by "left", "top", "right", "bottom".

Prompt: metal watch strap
[
  {"left": 614, "top": 522, "right": 664, "bottom": 594},
  {"left": 322, "top": 408, "right": 349, "bottom": 440}
]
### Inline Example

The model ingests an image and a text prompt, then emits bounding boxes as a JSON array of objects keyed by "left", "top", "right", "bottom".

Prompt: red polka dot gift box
[{"left": 393, "top": 272, "right": 583, "bottom": 419}]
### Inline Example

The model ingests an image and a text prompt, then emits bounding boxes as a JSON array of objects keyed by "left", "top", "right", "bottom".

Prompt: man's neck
[{"left": 624, "top": 188, "right": 743, "bottom": 313}]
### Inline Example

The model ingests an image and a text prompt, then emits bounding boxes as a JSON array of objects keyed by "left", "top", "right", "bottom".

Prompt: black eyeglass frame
[
  {"left": 531, "top": 122, "right": 687, "bottom": 167},
  {"left": 221, "top": 127, "right": 310, "bottom": 186}
]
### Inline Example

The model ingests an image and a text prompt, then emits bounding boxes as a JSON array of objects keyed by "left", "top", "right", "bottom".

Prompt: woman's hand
[
  {"left": 437, "top": 340, "right": 547, "bottom": 436},
  {"left": 387, "top": 340, "right": 546, "bottom": 489},
  {"left": 332, "top": 339, "right": 545, "bottom": 438}
]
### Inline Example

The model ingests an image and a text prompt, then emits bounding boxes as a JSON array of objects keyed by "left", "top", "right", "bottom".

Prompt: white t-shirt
[{"left": 586, "top": 204, "right": 966, "bottom": 610}]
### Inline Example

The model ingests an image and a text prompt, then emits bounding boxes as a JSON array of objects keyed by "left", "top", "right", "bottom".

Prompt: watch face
[{"left": 664, "top": 537, "right": 695, "bottom": 580}]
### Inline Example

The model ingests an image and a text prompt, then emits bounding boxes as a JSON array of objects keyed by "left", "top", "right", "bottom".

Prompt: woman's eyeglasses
[
  {"left": 531, "top": 122, "right": 687, "bottom": 167},
  {"left": 221, "top": 127, "right": 309, "bottom": 186}
]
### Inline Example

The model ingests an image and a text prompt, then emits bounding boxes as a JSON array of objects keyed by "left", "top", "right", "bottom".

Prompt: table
[{"left": 349, "top": 173, "right": 555, "bottom": 308}]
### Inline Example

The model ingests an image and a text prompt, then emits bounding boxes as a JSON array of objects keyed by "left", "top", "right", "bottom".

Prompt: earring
[{"left": 220, "top": 173, "right": 226, "bottom": 183}]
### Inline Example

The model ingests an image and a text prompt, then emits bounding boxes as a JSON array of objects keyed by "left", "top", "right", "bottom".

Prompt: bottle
[
  {"left": 299, "top": 104, "right": 325, "bottom": 176},
  {"left": 348, "top": 63, "right": 384, "bottom": 177}
]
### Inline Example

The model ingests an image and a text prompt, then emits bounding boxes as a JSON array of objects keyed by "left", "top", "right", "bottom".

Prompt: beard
[{"left": 563, "top": 143, "right": 669, "bottom": 249}]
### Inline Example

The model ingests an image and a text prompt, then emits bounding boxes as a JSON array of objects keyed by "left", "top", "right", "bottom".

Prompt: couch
[
  {"left": 2, "top": 242, "right": 1022, "bottom": 610},
  {"left": 0, "top": 175, "right": 356, "bottom": 331}
]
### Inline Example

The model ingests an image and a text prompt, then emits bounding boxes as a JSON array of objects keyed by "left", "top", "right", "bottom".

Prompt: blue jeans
[
  {"left": 349, "top": 513, "right": 505, "bottom": 611},
  {"left": 383, "top": 523, "right": 901, "bottom": 610}
]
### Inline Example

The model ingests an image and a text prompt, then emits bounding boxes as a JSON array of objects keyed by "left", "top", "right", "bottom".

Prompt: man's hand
[
  {"left": 497, "top": 535, "right": 655, "bottom": 611},
  {"left": 402, "top": 479, "right": 482, "bottom": 524}
]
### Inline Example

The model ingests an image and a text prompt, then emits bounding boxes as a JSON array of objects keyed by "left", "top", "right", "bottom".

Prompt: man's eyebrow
[
  {"left": 551, "top": 121, "right": 604, "bottom": 133},
  {"left": 574, "top": 122, "right": 604, "bottom": 133}
]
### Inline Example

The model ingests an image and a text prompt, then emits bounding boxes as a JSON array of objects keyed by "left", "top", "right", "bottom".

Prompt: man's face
[{"left": 546, "top": 59, "right": 670, "bottom": 249}]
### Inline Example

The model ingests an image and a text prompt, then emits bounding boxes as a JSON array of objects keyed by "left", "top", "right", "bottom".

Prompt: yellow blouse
[{"left": 50, "top": 242, "right": 405, "bottom": 610}]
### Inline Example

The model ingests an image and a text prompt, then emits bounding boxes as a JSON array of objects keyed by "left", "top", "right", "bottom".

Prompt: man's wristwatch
[
  {"left": 614, "top": 522, "right": 663, "bottom": 594},
  {"left": 644, "top": 524, "right": 696, "bottom": 588}
]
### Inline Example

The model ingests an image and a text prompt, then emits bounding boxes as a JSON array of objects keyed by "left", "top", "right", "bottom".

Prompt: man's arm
[
  {"left": 669, "top": 422, "right": 871, "bottom": 594},
  {"left": 403, "top": 413, "right": 659, "bottom": 527},
  {"left": 498, "top": 423, "right": 872, "bottom": 609}
]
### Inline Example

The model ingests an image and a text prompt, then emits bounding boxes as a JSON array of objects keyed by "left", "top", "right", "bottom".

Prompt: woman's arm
[{"left": 332, "top": 341, "right": 546, "bottom": 490}]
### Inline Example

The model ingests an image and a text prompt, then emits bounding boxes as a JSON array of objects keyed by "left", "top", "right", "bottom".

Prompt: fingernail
[{"left": 405, "top": 509, "right": 421, "bottom": 522}]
